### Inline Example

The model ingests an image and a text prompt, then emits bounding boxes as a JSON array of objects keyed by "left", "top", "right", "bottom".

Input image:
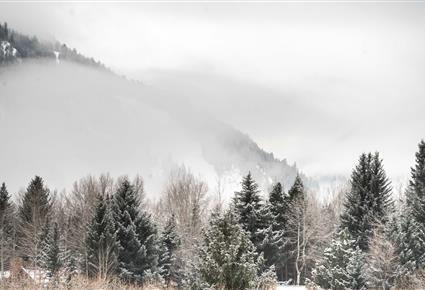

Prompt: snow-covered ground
[{"left": 277, "top": 286, "right": 307, "bottom": 290}]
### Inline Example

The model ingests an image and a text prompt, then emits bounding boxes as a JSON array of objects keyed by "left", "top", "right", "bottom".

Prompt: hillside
[{"left": 0, "top": 23, "right": 312, "bottom": 198}]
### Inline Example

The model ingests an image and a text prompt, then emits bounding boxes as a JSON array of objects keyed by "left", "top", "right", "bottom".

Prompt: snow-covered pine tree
[
  {"left": 340, "top": 152, "right": 392, "bottom": 250},
  {"left": 233, "top": 172, "right": 263, "bottom": 245},
  {"left": 86, "top": 194, "right": 118, "bottom": 281},
  {"left": 158, "top": 214, "right": 182, "bottom": 287},
  {"left": 391, "top": 141, "right": 425, "bottom": 278},
  {"left": 233, "top": 172, "right": 281, "bottom": 279},
  {"left": 0, "top": 182, "right": 14, "bottom": 279},
  {"left": 113, "top": 178, "right": 158, "bottom": 282},
  {"left": 312, "top": 228, "right": 366, "bottom": 290},
  {"left": 18, "top": 176, "right": 52, "bottom": 263},
  {"left": 199, "top": 209, "right": 258, "bottom": 290},
  {"left": 406, "top": 140, "right": 425, "bottom": 224},
  {"left": 38, "top": 221, "right": 61, "bottom": 277}
]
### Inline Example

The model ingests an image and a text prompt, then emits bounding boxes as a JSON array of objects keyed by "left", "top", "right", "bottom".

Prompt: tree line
[
  {"left": 0, "top": 21, "right": 108, "bottom": 70},
  {"left": 1, "top": 141, "right": 425, "bottom": 289}
]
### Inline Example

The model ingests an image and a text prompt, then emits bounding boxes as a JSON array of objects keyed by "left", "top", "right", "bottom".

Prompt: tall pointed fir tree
[
  {"left": 312, "top": 228, "right": 366, "bottom": 290},
  {"left": 18, "top": 176, "right": 52, "bottom": 264},
  {"left": 86, "top": 194, "right": 119, "bottom": 281},
  {"left": 392, "top": 140, "right": 425, "bottom": 276},
  {"left": 267, "top": 182, "right": 289, "bottom": 280},
  {"left": 233, "top": 172, "right": 282, "bottom": 278},
  {"left": 233, "top": 172, "right": 263, "bottom": 242},
  {"left": 38, "top": 221, "right": 61, "bottom": 277},
  {"left": 158, "top": 214, "right": 182, "bottom": 287},
  {"left": 113, "top": 179, "right": 158, "bottom": 283},
  {"left": 340, "top": 152, "right": 392, "bottom": 250},
  {"left": 0, "top": 182, "right": 14, "bottom": 279}
]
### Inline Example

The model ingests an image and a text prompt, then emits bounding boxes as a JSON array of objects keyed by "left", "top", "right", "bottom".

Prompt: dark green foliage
[
  {"left": 158, "top": 215, "right": 182, "bottom": 286},
  {"left": 340, "top": 152, "right": 392, "bottom": 250},
  {"left": 233, "top": 172, "right": 263, "bottom": 248},
  {"left": 199, "top": 209, "right": 258, "bottom": 290},
  {"left": 113, "top": 179, "right": 158, "bottom": 282},
  {"left": 392, "top": 141, "right": 425, "bottom": 274},
  {"left": 86, "top": 194, "right": 118, "bottom": 279},
  {"left": 38, "top": 221, "right": 61, "bottom": 276},
  {"left": 0, "top": 21, "right": 108, "bottom": 69},
  {"left": 312, "top": 228, "right": 366, "bottom": 290},
  {"left": 19, "top": 176, "right": 51, "bottom": 227},
  {"left": 266, "top": 182, "right": 289, "bottom": 280},
  {"left": 0, "top": 182, "right": 14, "bottom": 273},
  {"left": 406, "top": 140, "right": 425, "bottom": 224}
]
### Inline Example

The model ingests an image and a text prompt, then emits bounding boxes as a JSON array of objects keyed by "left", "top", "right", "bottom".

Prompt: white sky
[{"left": 1, "top": 2, "right": 425, "bottom": 183}]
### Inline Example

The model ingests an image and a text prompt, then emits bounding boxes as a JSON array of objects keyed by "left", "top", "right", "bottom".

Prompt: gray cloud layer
[{"left": 1, "top": 3, "right": 425, "bottom": 187}]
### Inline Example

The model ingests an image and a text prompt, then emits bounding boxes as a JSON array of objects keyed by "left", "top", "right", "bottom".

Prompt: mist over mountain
[{"left": 0, "top": 54, "right": 310, "bottom": 199}]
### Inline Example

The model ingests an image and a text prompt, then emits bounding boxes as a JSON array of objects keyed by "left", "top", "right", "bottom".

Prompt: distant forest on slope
[{"left": 0, "top": 22, "right": 108, "bottom": 71}]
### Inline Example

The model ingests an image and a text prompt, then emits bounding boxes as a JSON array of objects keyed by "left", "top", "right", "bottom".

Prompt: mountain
[{"left": 0, "top": 24, "right": 314, "bottom": 199}]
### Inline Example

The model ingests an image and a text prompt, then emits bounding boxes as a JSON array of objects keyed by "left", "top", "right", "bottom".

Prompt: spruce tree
[
  {"left": 199, "top": 209, "right": 258, "bottom": 290},
  {"left": 158, "top": 214, "right": 182, "bottom": 287},
  {"left": 233, "top": 172, "right": 263, "bottom": 249},
  {"left": 340, "top": 152, "right": 392, "bottom": 250},
  {"left": 0, "top": 182, "right": 14, "bottom": 278},
  {"left": 266, "top": 182, "right": 288, "bottom": 280},
  {"left": 113, "top": 179, "right": 158, "bottom": 282},
  {"left": 406, "top": 140, "right": 425, "bottom": 223},
  {"left": 38, "top": 222, "right": 61, "bottom": 276},
  {"left": 19, "top": 176, "right": 52, "bottom": 263},
  {"left": 86, "top": 194, "right": 118, "bottom": 280},
  {"left": 312, "top": 228, "right": 366, "bottom": 290},
  {"left": 392, "top": 140, "right": 425, "bottom": 274}
]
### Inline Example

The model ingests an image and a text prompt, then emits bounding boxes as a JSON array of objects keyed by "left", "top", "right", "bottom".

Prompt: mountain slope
[{"left": 0, "top": 24, "right": 312, "bottom": 198}]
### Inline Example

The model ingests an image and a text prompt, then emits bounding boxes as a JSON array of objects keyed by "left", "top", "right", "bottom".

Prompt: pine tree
[
  {"left": 0, "top": 182, "right": 14, "bottom": 279},
  {"left": 233, "top": 172, "right": 264, "bottom": 250},
  {"left": 158, "top": 214, "right": 182, "bottom": 287},
  {"left": 266, "top": 182, "right": 288, "bottom": 280},
  {"left": 86, "top": 194, "right": 118, "bottom": 280},
  {"left": 312, "top": 228, "right": 366, "bottom": 290},
  {"left": 38, "top": 222, "right": 61, "bottom": 276},
  {"left": 406, "top": 140, "right": 425, "bottom": 224},
  {"left": 391, "top": 141, "right": 425, "bottom": 275},
  {"left": 19, "top": 176, "right": 52, "bottom": 263},
  {"left": 234, "top": 172, "right": 262, "bottom": 230},
  {"left": 113, "top": 179, "right": 158, "bottom": 282},
  {"left": 199, "top": 209, "right": 259, "bottom": 290},
  {"left": 340, "top": 152, "right": 392, "bottom": 250}
]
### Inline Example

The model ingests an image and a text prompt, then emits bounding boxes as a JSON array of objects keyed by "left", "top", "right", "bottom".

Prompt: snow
[
  {"left": 0, "top": 271, "right": 10, "bottom": 280},
  {"left": 276, "top": 286, "right": 307, "bottom": 290}
]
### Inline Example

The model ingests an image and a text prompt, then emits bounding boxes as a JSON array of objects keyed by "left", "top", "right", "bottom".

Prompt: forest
[{"left": 1, "top": 140, "right": 425, "bottom": 290}]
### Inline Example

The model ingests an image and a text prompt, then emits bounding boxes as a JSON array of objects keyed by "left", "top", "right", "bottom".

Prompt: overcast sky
[{"left": 1, "top": 2, "right": 425, "bottom": 184}]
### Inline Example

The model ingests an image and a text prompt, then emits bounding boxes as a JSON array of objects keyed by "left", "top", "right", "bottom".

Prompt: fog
[{"left": 1, "top": 3, "right": 425, "bottom": 195}]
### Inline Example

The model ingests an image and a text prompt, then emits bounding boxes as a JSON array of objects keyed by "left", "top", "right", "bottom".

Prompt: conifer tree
[
  {"left": 312, "top": 228, "right": 366, "bottom": 290},
  {"left": 392, "top": 141, "right": 425, "bottom": 275},
  {"left": 113, "top": 179, "right": 158, "bottom": 282},
  {"left": 234, "top": 172, "right": 262, "bottom": 237},
  {"left": 199, "top": 209, "right": 258, "bottom": 290},
  {"left": 158, "top": 214, "right": 182, "bottom": 287},
  {"left": 266, "top": 182, "right": 288, "bottom": 280},
  {"left": 18, "top": 176, "right": 52, "bottom": 263},
  {"left": 340, "top": 152, "right": 392, "bottom": 250},
  {"left": 86, "top": 194, "right": 118, "bottom": 280},
  {"left": 0, "top": 182, "right": 14, "bottom": 279},
  {"left": 38, "top": 222, "right": 61, "bottom": 276}
]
